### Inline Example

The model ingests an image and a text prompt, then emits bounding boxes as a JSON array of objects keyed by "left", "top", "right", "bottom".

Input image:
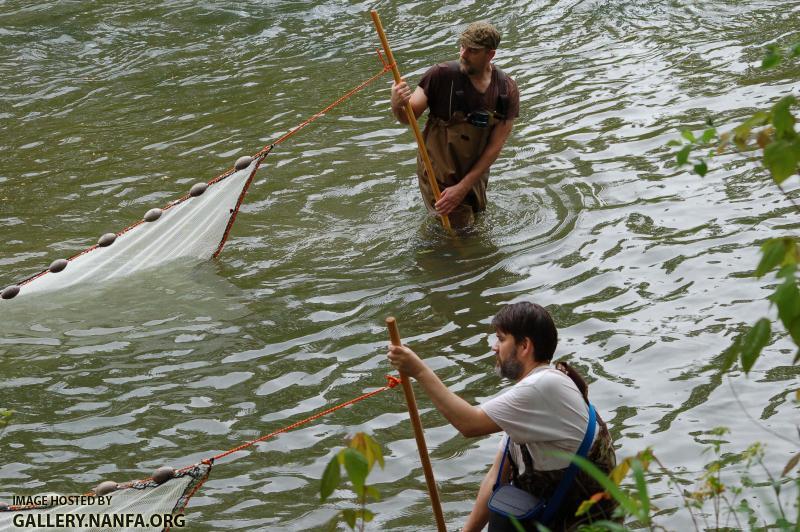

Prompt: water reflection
[{"left": 2, "top": 0, "right": 800, "bottom": 529}]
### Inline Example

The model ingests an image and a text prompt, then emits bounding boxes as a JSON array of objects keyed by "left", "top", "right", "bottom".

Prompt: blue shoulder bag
[{"left": 488, "top": 404, "right": 597, "bottom": 526}]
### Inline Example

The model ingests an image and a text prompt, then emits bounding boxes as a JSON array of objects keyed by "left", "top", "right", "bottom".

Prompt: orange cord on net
[
  {"left": 209, "top": 374, "right": 402, "bottom": 463},
  {"left": 159, "top": 373, "right": 402, "bottom": 531},
  {"left": 212, "top": 55, "right": 394, "bottom": 258},
  {"left": 6, "top": 375, "right": 402, "bottom": 514},
  {"left": 16, "top": 53, "right": 395, "bottom": 286}
]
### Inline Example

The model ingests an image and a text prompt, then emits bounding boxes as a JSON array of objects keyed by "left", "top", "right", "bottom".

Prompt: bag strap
[
  {"left": 540, "top": 403, "right": 597, "bottom": 524},
  {"left": 493, "top": 66, "right": 509, "bottom": 119},
  {"left": 493, "top": 436, "right": 512, "bottom": 491}
]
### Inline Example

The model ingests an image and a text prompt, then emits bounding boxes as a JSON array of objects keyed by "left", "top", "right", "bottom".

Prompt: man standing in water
[
  {"left": 390, "top": 22, "right": 520, "bottom": 226},
  {"left": 387, "top": 302, "right": 617, "bottom": 530}
]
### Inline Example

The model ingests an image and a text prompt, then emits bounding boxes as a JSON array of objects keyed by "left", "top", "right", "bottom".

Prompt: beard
[
  {"left": 495, "top": 349, "right": 524, "bottom": 381},
  {"left": 459, "top": 59, "right": 477, "bottom": 76}
]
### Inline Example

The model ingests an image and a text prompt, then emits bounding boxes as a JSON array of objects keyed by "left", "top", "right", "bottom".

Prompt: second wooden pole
[
  {"left": 386, "top": 316, "right": 447, "bottom": 532},
  {"left": 371, "top": 10, "right": 452, "bottom": 232}
]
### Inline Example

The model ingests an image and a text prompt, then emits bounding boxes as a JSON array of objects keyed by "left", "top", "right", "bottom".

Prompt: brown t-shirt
[{"left": 417, "top": 61, "right": 520, "bottom": 122}]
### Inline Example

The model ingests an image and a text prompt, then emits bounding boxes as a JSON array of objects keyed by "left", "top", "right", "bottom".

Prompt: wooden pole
[
  {"left": 370, "top": 10, "right": 452, "bottom": 232},
  {"left": 385, "top": 317, "right": 447, "bottom": 532}
]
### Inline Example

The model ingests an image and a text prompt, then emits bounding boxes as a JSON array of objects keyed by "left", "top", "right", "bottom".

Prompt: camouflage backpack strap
[
  {"left": 444, "top": 60, "right": 467, "bottom": 119},
  {"left": 493, "top": 64, "right": 510, "bottom": 119},
  {"left": 444, "top": 61, "right": 509, "bottom": 119}
]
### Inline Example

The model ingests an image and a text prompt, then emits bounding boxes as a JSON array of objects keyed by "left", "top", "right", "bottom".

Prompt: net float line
[{"left": 2, "top": 56, "right": 394, "bottom": 300}]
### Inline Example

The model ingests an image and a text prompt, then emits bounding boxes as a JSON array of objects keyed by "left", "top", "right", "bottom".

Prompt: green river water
[{"left": 1, "top": 1, "right": 799, "bottom": 530}]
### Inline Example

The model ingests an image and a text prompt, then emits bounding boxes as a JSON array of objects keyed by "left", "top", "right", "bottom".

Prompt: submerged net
[
  {"left": 0, "top": 463, "right": 210, "bottom": 532},
  {"left": 0, "top": 376, "right": 402, "bottom": 531},
  {"left": 13, "top": 157, "right": 262, "bottom": 299},
  {"left": 0, "top": 48, "right": 399, "bottom": 531},
  {"left": 1, "top": 48, "right": 393, "bottom": 303}
]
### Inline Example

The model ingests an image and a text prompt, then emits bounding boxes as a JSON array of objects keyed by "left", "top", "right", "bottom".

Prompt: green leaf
[
  {"left": 772, "top": 275, "right": 800, "bottom": 326},
  {"left": 0, "top": 408, "right": 12, "bottom": 429},
  {"left": 666, "top": 139, "right": 682, "bottom": 147},
  {"left": 709, "top": 426, "right": 730, "bottom": 437},
  {"left": 609, "top": 460, "right": 631, "bottom": 486},
  {"left": 788, "top": 321, "right": 800, "bottom": 351},
  {"left": 763, "top": 139, "right": 799, "bottom": 183},
  {"left": 720, "top": 336, "right": 740, "bottom": 374},
  {"left": 792, "top": 43, "right": 800, "bottom": 58},
  {"left": 681, "top": 130, "right": 696, "bottom": 143},
  {"left": 733, "top": 124, "right": 752, "bottom": 149},
  {"left": 348, "top": 432, "right": 384, "bottom": 471},
  {"left": 576, "top": 496, "right": 599, "bottom": 517},
  {"left": 776, "top": 263, "right": 797, "bottom": 280},
  {"left": 365, "top": 433, "right": 385, "bottom": 469},
  {"left": 772, "top": 96, "right": 797, "bottom": 139},
  {"left": 360, "top": 509, "right": 375, "bottom": 523},
  {"left": 762, "top": 50, "right": 781, "bottom": 69},
  {"left": 364, "top": 485, "right": 381, "bottom": 502},
  {"left": 341, "top": 509, "right": 358, "bottom": 529},
  {"left": 342, "top": 448, "right": 369, "bottom": 493},
  {"left": 743, "top": 111, "right": 771, "bottom": 129},
  {"left": 320, "top": 456, "right": 341, "bottom": 503},
  {"left": 740, "top": 318, "right": 771, "bottom": 374},
  {"left": 509, "top": 517, "right": 527, "bottom": 532},
  {"left": 693, "top": 160, "right": 708, "bottom": 177},
  {"left": 701, "top": 127, "right": 717, "bottom": 143},
  {"left": 564, "top": 453, "right": 640, "bottom": 517},
  {"left": 756, "top": 239, "right": 788, "bottom": 277},
  {"left": 350, "top": 432, "right": 374, "bottom": 471},
  {"left": 631, "top": 460, "right": 650, "bottom": 524},
  {"left": 676, "top": 145, "right": 691, "bottom": 166}
]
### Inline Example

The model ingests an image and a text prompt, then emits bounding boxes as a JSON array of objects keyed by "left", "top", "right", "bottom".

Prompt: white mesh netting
[
  {"left": 0, "top": 463, "right": 210, "bottom": 532},
  {"left": 7, "top": 159, "right": 259, "bottom": 299}
]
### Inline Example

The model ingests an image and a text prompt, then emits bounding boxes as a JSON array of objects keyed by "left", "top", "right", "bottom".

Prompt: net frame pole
[
  {"left": 370, "top": 10, "right": 452, "bottom": 232},
  {"left": 385, "top": 317, "right": 447, "bottom": 532}
]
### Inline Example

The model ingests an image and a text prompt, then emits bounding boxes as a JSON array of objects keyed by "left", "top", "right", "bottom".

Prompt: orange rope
[
  {"left": 205, "top": 59, "right": 393, "bottom": 258},
  {"left": 210, "top": 374, "right": 402, "bottom": 463},
  {"left": 268, "top": 62, "right": 394, "bottom": 149},
  {"left": 14, "top": 57, "right": 393, "bottom": 288},
  {"left": 6, "top": 374, "right": 402, "bottom": 512}
]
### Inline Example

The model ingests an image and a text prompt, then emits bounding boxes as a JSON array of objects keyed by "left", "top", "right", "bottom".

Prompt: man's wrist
[
  {"left": 453, "top": 180, "right": 470, "bottom": 197},
  {"left": 415, "top": 365, "right": 436, "bottom": 384}
]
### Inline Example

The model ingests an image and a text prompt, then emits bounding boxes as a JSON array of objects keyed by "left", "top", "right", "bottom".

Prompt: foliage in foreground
[
  {"left": 573, "top": 426, "right": 800, "bottom": 531},
  {"left": 319, "top": 432, "right": 384, "bottom": 531},
  {"left": 579, "top": 40, "right": 800, "bottom": 532},
  {"left": 668, "top": 41, "right": 800, "bottom": 375}
]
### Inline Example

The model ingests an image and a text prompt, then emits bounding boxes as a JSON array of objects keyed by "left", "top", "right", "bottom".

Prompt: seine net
[
  {"left": 0, "top": 463, "right": 211, "bottom": 532},
  {"left": 5, "top": 158, "right": 260, "bottom": 300},
  {"left": 0, "top": 52, "right": 397, "bottom": 530}
]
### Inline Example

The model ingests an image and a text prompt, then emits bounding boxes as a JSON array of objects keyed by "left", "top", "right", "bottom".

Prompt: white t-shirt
[{"left": 480, "top": 365, "right": 594, "bottom": 471}]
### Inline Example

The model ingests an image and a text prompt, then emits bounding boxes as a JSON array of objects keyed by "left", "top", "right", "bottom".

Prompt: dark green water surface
[{"left": 1, "top": 1, "right": 799, "bottom": 529}]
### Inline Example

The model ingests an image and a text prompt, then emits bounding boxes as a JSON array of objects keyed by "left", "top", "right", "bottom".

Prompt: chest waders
[{"left": 417, "top": 62, "right": 510, "bottom": 227}]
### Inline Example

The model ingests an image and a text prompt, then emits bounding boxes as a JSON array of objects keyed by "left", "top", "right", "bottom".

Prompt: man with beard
[
  {"left": 390, "top": 22, "right": 520, "bottom": 226},
  {"left": 386, "top": 302, "right": 618, "bottom": 530}
]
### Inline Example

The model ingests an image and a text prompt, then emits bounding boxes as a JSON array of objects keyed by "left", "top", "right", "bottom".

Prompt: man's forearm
[{"left": 414, "top": 366, "right": 486, "bottom": 436}]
